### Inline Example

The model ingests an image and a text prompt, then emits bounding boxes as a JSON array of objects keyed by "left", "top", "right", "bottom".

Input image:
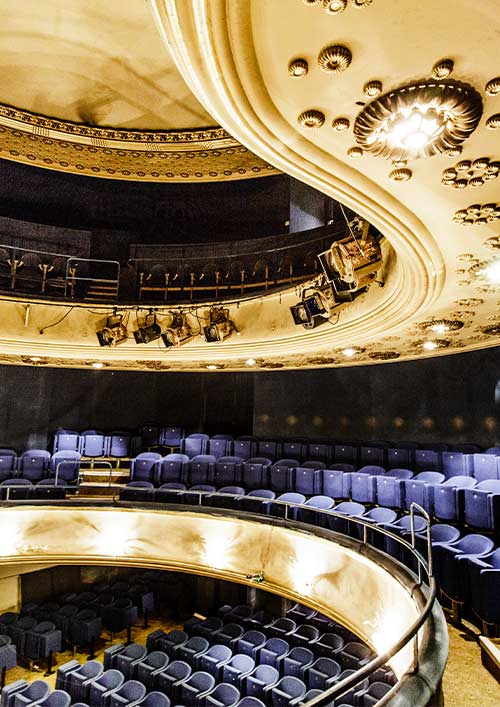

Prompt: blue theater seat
[
  {"left": 205, "top": 683, "right": 240, "bottom": 707},
  {"left": 258, "top": 638, "right": 289, "bottom": 670},
  {"left": 243, "top": 665, "right": 279, "bottom": 701},
  {"left": 175, "top": 637, "right": 210, "bottom": 664},
  {"left": 429, "top": 475, "right": 476, "bottom": 522},
  {"left": 305, "top": 657, "right": 341, "bottom": 690},
  {"left": 18, "top": 450, "right": 50, "bottom": 482},
  {"left": 266, "top": 492, "right": 305, "bottom": 520},
  {"left": 213, "top": 457, "right": 243, "bottom": 488},
  {"left": 233, "top": 437, "right": 257, "bottom": 461},
  {"left": 158, "top": 454, "right": 189, "bottom": 485},
  {"left": 187, "top": 455, "right": 216, "bottom": 486},
  {"left": 161, "top": 427, "right": 184, "bottom": 450},
  {"left": 238, "top": 489, "right": 275, "bottom": 514},
  {"left": 0, "top": 449, "right": 17, "bottom": 481},
  {"left": 208, "top": 435, "right": 234, "bottom": 461},
  {"left": 403, "top": 471, "right": 445, "bottom": 511},
  {"left": 182, "top": 434, "right": 210, "bottom": 459},
  {"left": 463, "top": 479, "right": 500, "bottom": 529},
  {"left": 296, "top": 496, "right": 334, "bottom": 527},
  {"left": 175, "top": 671, "right": 215, "bottom": 705},
  {"left": 282, "top": 647, "right": 314, "bottom": 679},
  {"left": 320, "top": 466, "right": 354, "bottom": 499},
  {"left": 221, "top": 654, "right": 255, "bottom": 688},
  {"left": 282, "top": 440, "right": 308, "bottom": 461},
  {"left": 196, "top": 644, "right": 232, "bottom": 679},
  {"left": 467, "top": 548, "right": 500, "bottom": 631},
  {"left": 415, "top": 449, "right": 441, "bottom": 473},
  {"left": 434, "top": 534, "right": 495, "bottom": 607},
  {"left": 241, "top": 458, "right": 272, "bottom": 490},
  {"left": 266, "top": 676, "right": 306, "bottom": 707},
  {"left": 157, "top": 660, "right": 192, "bottom": 698},
  {"left": 469, "top": 453, "right": 499, "bottom": 483},
  {"left": 86, "top": 669, "right": 125, "bottom": 707},
  {"left": 307, "top": 443, "right": 333, "bottom": 465},
  {"left": 269, "top": 460, "right": 299, "bottom": 494},
  {"left": 135, "top": 651, "right": 169, "bottom": 689},
  {"left": 326, "top": 501, "right": 365, "bottom": 535},
  {"left": 374, "top": 468, "right": 413, "bottom": 508}
]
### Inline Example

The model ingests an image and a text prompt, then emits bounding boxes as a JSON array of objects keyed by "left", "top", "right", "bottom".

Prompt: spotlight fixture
[
  {"left": 161, "top": 311, "right": 193, "bottom": 348},
  {"left": 290, "top": 292, "right": 327, "bottom": 329},
  {"left": 96, "top": 311, "right": 127, "bottom": 347},
  {"left": 318, "top": 218, "right": 382, "bottom": 302},
  {"left": 133, "top": 311, "right": 161, "bottom": 344},
  {"left": 203, "top": 307, "right": 236, "bottom": 343}
]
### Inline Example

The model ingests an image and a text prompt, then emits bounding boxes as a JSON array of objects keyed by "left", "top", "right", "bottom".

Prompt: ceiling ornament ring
[
  {"left": 353, "top": 80, "right": 483, "bottom": 159},
  {"left": 318, "top": 45, "right": 352, "bottom": 73}
]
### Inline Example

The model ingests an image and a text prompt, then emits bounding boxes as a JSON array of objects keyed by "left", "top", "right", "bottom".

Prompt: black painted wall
[
  {"left": 253, "top": 347, "right": 500, "bottom": 448},
  {"left": 0, "top": 159, "right": 290, "bottom": 243},
  {"left": 2, "top": 347, "right": 500, "bottom": 451},
  {"left": 0, "top": 366, "right": 253, "bottom": 451}
]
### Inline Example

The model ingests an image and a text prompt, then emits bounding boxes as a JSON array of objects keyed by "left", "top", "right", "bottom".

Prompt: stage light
[
  {"left": 203, "top": 306, "right": 236, "bottom": 342},
  {"left": 290, "top": 291, "right": 327, "bottom": 329},
  {"left": 161, "top": 311, "right": 193, "bottom": 348},
  {"left": 96, "top": 312, "right": 128, "bottom": 347},
  {"left": 133, "top": 311, "right": 161, "bottom": 344}
]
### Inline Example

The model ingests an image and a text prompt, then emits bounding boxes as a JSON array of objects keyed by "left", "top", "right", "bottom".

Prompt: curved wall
[{"left": 0, "top": 504, "right": 421, "bottom": 679}]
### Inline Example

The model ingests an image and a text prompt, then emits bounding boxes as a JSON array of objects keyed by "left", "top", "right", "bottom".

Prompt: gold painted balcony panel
[{"left": 0, "top": 505, "right": 420, "bottom": 676}]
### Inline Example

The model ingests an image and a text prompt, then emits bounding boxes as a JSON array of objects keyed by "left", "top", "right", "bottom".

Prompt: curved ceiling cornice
[{"left": 0, "top": 103, "right": 277, "bottom": 182}]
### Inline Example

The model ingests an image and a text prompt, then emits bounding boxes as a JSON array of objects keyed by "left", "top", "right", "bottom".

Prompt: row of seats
[
  {"left": 119, "top": 483, "right": 500, "bottom": 634},
  {"left": 0, "top": 450, "right": 81, "bottom": 484},
  {"left": 126, "top": 455, "right": 500, "bottom": 531},
  {"left": 50, "top": 428, "right": 497, "bottom": 464}
]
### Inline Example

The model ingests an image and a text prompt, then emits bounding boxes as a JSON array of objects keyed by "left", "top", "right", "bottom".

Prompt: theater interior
[{"left": 0, "top": 1, "right": 499, "bottom": 706}]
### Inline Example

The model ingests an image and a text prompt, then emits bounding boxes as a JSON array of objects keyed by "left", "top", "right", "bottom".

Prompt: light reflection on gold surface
[{"left": 0, "top": 506, "right": 419, "bottom": 677}]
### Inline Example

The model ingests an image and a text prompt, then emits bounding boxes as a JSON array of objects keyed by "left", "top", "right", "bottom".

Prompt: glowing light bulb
[
  {"left": 482, "top": 261, "right": 500, "bottom": 284},
  {"left": 246, "top": 358, "right": 256, "bottom": 366},
  {"left": 342, "top": 348, "right": 357, "bottom": 357},
  {"left": 430, "top": 323, "right": 449, "bottom": 334},
  {"left": 92, "top": 362, "right": 104, "bottom": 369},
  {"left": 423, "top": 341, "right": 438, "bottom": 351}
]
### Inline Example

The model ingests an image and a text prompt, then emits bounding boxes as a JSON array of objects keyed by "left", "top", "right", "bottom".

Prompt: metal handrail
[
  {"left": 80, "top": 460, "right": 115, "bottom": 487},
  {"left": 64, "top": 257, "right": 120, "bottom": 297},
  {"left": 112, "top": 488, "right": 436, "bottom": 705}
]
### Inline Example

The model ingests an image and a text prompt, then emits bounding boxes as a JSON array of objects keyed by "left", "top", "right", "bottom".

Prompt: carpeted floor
[{"left": 442, "top": 624, "right": 500, "bottom": 706}]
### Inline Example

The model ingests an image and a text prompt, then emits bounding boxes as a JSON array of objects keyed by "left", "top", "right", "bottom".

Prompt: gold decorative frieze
[{"left": 0, "top": 103, "right": 278, "bottom": 182}]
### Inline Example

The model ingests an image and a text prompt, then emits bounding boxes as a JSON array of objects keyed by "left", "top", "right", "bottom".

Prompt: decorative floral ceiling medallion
[
  {"left": 432, "top": 59, "right": 454, "bottom": 79},
  {"left": 418, "top": 319, "right": 464, "bottom": 332},
  {"left": 347, "top": 146, "right": 363, "bottom": 158},
  {"left": 332, "top": 117, "right": 350, "bottom": 131},
  {"left": 454, "top": 203, "right": 500, "bottom": 225},
  {"left": 445, "top": 146, "right": 463, "bottom": 157},
  {"left": 486, "top": 114, "right": 500, "bottom": 130},
  {"left": 442, "top": 157, "right": 499, "bottom": 188},
  {"left": 416, "top": 338, "right": 451, "bottom": 349},
  {"left": 484, "top": 236, "right": 500, "bottom": 250},
  {"left": 298, "top": 110, "right": 326, "bottom": 127},
  {"left": 322, "top": 0, "right": 347, "bottom": 14},
  {"left": 318, "top": 45, "right": 352, "bottom": 73},
  {"left": 392, "top": 159, "right": 407, "bottom": 167},
  {"left": 353, "top": 80, "right": 483, "bottom": 159},
  {"left": 368, "top": 351, "right": 400, "bottom": 360},
  {"left": 288, "top": 58, "right": 309, "bottom": 77},
  {"left": 353, "top": 0, "right": 373, "bottom": 7},
  {"left": 454, "top": 298, "right": 484, "bottom": 307},
  {"left": 389, "top": 168, "right": 412, "bottom": 181},
  {"left": 363, "top": 81, "right": 383, "bottom": 97},
  {"left": 480, "top": 324, "right": 500, "bottom": 336},
  {"left": 485, "top": 77, "right": 500, "bottom": 96}
]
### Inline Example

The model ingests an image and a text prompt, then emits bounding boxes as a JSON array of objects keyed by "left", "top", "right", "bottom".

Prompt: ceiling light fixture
[
  {"left": 246, "top": 358, "right": 256, "bottom": 366},
  {"left": 92, "top": 362, "right": 104, "bottom": 369},
  {"left": 342, "top": 348, "right": 357, "bottom": 357},
  {"left": 206, "top": 364, "right": 219, "bottom": 370},
  {"left": 354, "top": 80, "right": 483, "bottom": 158},
  {"left": 423, "top": 341, "right": 438, "bottom": 351},
  {"left": 481, "top": 260, "right": 500, "bottom": 284}
]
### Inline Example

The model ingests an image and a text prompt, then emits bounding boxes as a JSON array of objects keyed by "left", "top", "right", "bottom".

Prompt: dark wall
[
  {"left": 0, "top": 159, "right": 290, "bottom": 244},
  {"left": 0, "top": 366, "right": 253, "bottom": 451},
  {"left": 253, "top": 347, "right": 500, "bottom": 448}
]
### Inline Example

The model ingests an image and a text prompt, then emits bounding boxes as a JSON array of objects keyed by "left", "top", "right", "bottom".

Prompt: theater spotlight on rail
[
  {"left": 290, "top": 291, "right": 328, "bottom": 329},
  {"left": 133, "top": 310, "right": 161, "bottom": 344},
  {"left": 161, "top": 311, "right": 193, "bottom": 348},
  {"left": 203, "top": 306, "right": 237, "bottom": 342},
  {"left": 96, "top": 311, "right": 128, "bottom": 347}
]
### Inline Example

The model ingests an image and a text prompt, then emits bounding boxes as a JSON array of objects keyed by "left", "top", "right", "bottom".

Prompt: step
[
  {"left": 80, "top": 470, "right": 129, "bottom": 484},
  {"left": 77, "top": 481, "right": 121, "bottom": 498},
  {"left": 479, "top": 636, "right": 500, "bottom": 682}
]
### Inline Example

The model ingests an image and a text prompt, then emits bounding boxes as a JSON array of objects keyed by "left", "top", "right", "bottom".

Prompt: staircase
[
  {"left": 77, "top": 468, "right": 129, "bottom": 498},
  {"left": 84, "top": 280, "right": 119, "bottom": 302}
]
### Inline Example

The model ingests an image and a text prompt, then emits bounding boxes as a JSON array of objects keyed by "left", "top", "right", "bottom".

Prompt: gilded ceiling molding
[{"left": 0, "top": 103, "right": 278, "bottom": 182}]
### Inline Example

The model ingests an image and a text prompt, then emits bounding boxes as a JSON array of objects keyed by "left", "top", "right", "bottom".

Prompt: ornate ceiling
[
  {"left": 0, "top": 0, "right": 274, "bottom": 181},
  {"left": 1, "top": 0, "right": 500, "bottom": 372}
]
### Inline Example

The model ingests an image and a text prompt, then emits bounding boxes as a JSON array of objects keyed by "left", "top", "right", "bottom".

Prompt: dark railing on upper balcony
[{"left": 0, "top": 225, "right": 344, "bottom": 305}]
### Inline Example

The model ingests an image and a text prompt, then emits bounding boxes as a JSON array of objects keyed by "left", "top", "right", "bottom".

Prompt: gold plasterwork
[{"left": 0, "top": 104, "right": 278, "bottom": 182}]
